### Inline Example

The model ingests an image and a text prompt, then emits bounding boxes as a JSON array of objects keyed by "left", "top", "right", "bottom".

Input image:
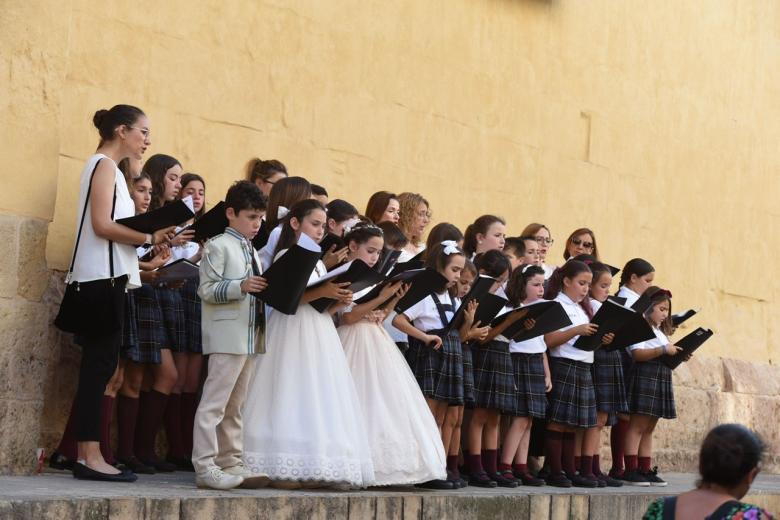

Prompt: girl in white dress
[
  {"left": 337, "top": 223, "right": 447, "bottom": 486},
  {"left": 242, "top": 199, "right": 375, "bottom": 488}
]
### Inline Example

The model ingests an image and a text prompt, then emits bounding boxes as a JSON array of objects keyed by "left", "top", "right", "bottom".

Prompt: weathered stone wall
[{"left": 2, "top": 0, "right": 780, "bottom": 475}]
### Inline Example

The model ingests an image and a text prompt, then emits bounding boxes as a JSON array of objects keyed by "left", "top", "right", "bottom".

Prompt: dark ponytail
[
  {"left": 543, "top": 260, "right": 592, "bottom": 300},
  {"left": 619, "top": 258, "right": 654, "bottom": 288},
  {"left": 463, "top": 215, "right": 505, "bottom": 256}
]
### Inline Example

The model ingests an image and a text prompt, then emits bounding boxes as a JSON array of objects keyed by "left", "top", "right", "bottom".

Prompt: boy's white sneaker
[
  {"left": 196, "top": 466, "right": 244, "bottom": 490},
  {"left": 223, "top": 464, "right": 271, "bottom": 489}
]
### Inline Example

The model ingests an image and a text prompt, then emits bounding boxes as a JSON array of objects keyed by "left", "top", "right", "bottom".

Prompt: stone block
[
  {"left": 402, "top": 495, "right": 422, "bottom": 519},
  {"left": 0, "top": 399, "right": 43, "bottom": 474},
  {"left": 374, "top": 496, "right": 404, "bottom": 520},
  {"left": 722, "top": 358, "right": 780, "bottom": 395},
  {"left": 26, "top": 499, "right": 108, "bottom": 519},
  {"left": 549, "top": 495, "right": 570, "bottom": 520},
  {"left": 528, "top": 494, "right": 551, "bottom": 518},
  {"left": 16, "top": 218, "right": 49, "bottom": 302},
  {"left": 0, "top": 215, "right": 19, "bottom": 298},
  {"left": 256, "top": 495, "right": 349, "bottom": 520},
  {"left": 109, "top": 497, "right": 180, "bottom": 520},
  {"left": 673, "top": 355, "right": 724, "bottom": 391},
  {"left": 589, "top": 494, "right": 659, "bottom": 519},
  {"left": 421, "top": 495, "right": 530, "bottom": 520},
  {"left": 348, "top": 496, "right": 375, "bottom": 519},
  {"left": 0, "top": 299, "right": 52, "bottom": 401}
]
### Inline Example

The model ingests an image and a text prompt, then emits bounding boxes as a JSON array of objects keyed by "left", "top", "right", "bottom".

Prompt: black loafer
[
  {"left": 569, "top": 473, "right": 599, "bottom": 488},
  {"left": 416, "top": 479, "right": 455, "bottom": 490},
  {"left": 118, "top": 456, "right": 156, "bottom": 475},
  {"left": 72, "top": 462, "right": 138, "bottom": 482},
  {"left": 545, "top": 472, "right": 572, "bottom": 488},
  {"left": 49, "top": 451, "right": 75, "bottom": 471},
  {"left": 491, "top": 471, "right": 519, "bottom": 488},
  {"left": 597, "top": 474, "right": 624, "bottom": 487},
  {"left": 468, "top": 471, "right": 497, "bottom": 488}
]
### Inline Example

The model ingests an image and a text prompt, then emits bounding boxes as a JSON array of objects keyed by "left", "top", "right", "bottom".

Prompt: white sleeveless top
[{"left": 69, "top": 153, "right": 140, "bottom": 289}]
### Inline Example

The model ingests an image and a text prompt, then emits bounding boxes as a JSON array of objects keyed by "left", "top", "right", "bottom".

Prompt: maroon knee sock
[
  {"left": 482, "top": 449, "right": 498, "bottom": 475},
  {"left": 99, "top": 396, "right": 116, "bottom": 465},
  {"left": 180, "top": 392, "right": 198, "bottom": 457},
  {"left": 164, "top": 392, "right": 184, "bottom": 459},
  {"left": 592, "top": 454, "right": 603, "bottom": 476},
  {"left": 574, "top": 455, "right": 581, "bottom": 471},
  {"left": 446, "top": 455, "right": 460, "bottom": 479},
  {"left": 610, "top": 420, "right": 629, "bottom": 474},
  {"left": 497, "top": 462, "right": 512, "bottom": 472},
  {"left": 136, "top": 390, "right": 169, "bottom": 462},
  {"left": 562, "top": 432, "right": 576, "bottom": 476},
  {"left": 580, "top": 455, "right": 594, "bottom": 478},
  {"left": 467, "top": 453, "right": 484, "bottom": 474},
  {"left": 544, "top": 431, "right": 563, "bottom": 474},
  {"left": 624, "top": 454, "right": 638, "bottom": 472},
  {"left": 117, "top": 395, "right": 139, "bottom": 460},
  {"left": 55, "top": 398, "right": 79, "bottom": 460},
  {"left": 639, "top": 456, "right": 652, "bottom": 473},
  {"left": 512, "top": 463, "right": 528, "bottom": 475}
]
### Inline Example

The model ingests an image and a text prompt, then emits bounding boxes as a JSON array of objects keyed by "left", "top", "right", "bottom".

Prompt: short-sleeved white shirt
[
  {"left": 617, "top": 286, "right": 641, "bottom": 308},
  {"left": 630, "top": 325, "right": 668, "bottom": 351},
  {"left": 548, "top": 292, "right": 593, "bottom": 363},
  {"left": 402, "top": 291, "right": 454, "bottom": 332},
  {"left": 508, "top": 299, "right": 549, "bottom": 354}
]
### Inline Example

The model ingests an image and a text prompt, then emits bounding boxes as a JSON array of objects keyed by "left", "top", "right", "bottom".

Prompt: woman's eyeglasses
[
  {"left": 571, "top": 238, "right": 594, "bottom": 249},
  {"left": 535, "top": 236, "right": 554, "bottom": 246}
]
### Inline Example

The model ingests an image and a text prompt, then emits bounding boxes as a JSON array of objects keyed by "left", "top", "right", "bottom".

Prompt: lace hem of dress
[{"left": 243, "top": 451, "right": 373, "bottom": 486}]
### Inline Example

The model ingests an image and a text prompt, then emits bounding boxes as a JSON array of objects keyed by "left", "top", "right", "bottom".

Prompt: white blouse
[
  {"left": 630, "top": 325, "right": 669, "bottom": 351},
  {"left": 70, "top": 154, "right": 140, "bottom": 289},
  {"left": 549, "top": 292, "right": 593, "bottom": 363},
  {"left": 402, "top": 291, "right": 455, "bottom": 332},
  {"left": 508, "top": 299, "right": 550, "bottom": 354},
  {"left": 617, "top": 286, "right": 641, "bottom": 308}
]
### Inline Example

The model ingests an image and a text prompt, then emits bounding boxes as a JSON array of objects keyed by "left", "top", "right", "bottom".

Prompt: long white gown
[
  {"left": 338, "top": 307, "right": 447, "bottom": 486},
  {"left": 242, "top": 261, "right": 375, "bottom": 487}
]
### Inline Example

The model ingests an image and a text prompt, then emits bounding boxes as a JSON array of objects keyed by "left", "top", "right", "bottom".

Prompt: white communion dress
[
  {"left": 242, "top": 259, "right": 375, "bottom": 487},
  {"left": 337, "top": 289, "right": 447, "bottom": 486}
]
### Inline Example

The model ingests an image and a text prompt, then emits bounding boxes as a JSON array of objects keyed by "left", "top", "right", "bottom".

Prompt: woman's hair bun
[{"left": 92, "top": 109, "right": 109, "bottom": 129}]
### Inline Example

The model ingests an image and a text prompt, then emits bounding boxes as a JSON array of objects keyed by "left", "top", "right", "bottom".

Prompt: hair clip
[
  {"left": 441, "top": 240, "right": 459, "bottom": 255},
  {"left": 341, "top": 217, "right": 361, "bottom": 235},
  {"left": 521, "top": 264, "right": 534, "bottom": 274}
]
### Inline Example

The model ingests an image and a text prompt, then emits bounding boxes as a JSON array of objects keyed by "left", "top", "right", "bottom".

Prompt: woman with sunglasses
[{"left": 563, "top": 228, "right": 599, "bottom": 261}]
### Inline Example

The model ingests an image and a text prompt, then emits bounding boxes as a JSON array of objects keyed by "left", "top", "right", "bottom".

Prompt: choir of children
[{"left": 54, "top": 105, "right": 692, "bottom": 492}]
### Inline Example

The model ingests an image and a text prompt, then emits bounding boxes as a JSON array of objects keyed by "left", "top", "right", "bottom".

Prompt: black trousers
[{"left": 75, "top": 278, "right": 126, "bottom": 442}]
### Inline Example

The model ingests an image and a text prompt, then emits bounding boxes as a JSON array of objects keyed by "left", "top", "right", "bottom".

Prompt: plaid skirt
[
  {"left": 547, "top": 357, "right": 597, "bottom": 428},
  {"left": 472, "top": 340, "right": 515, "bottom": 412},
  {"left": 618, "top": 347, "right": 634, "bottom": 396},
  {"left": 120, "top": 290, "right": 139, "bottom": 354},
  {"left": 628, "top": 359, "right": 676, "bottom": 419},
  {"left": 462, "top": 342, "right": 475, "bottom": 407},
  {"left": 126, "top": 283, "right": 163, "bottom": 364},
  {"left": 509, "top": 352, "right": 548, "bottom": 419},
  {"left": 155, "top": 285, "right": 186, "bottom": 352},
  {"left": 181, "top": 278, "right": 202, "bottom": 354},
  {"left": 592, "top": 348, "right": 629, "bottom": 420},
  {"left": 412, "top": 330, "right": 464, "bottom": 405}
]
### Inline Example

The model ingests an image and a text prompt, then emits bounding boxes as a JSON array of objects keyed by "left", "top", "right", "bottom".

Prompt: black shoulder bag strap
[
  {"left": 661, "top": 496, "right": 677, "bottom": 520},
  {"left": 708, "top": 500, "right": 742, "bottom": 519}
]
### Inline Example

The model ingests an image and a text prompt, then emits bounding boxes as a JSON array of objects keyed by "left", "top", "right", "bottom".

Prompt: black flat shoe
[
  {"left": 491, "top": 471, "right": 519, "bottom": 488},
  {"left": 139, "top": 456, "right": 176, "bottom": 472},
  {"left": 49, "top": 451, "right": 75, "bottom": 471},
  {"left": 545, "top": 472, "right": 572, "bottom": 488},
  {"left": 72, "top": 462, "right": 138, "bottom": 482},
  {"left": 597, "top": 474, "right": 624, "bottom": 487},
  {"left": 468, "top": 471, "right": 497, "bottom": 488},
  {"left": 416, "top": 479, "right": 455, "bottom": 490},
  {"left": 516, "top": 472, "right": 545, "bottom": 486},
  {"left": 118, "top": 456, "right": 156, "bottom": 475},
  {"left": 569, "top": 473, "right": 599, "bottom": 488}
]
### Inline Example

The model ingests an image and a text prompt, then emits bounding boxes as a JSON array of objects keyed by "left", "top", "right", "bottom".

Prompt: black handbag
[{"left": 54, "top": 160, "right": 126, "bottom": 336}]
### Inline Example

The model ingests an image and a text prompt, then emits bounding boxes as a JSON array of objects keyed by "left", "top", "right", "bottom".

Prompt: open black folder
[
  {"left": 252, "top": 235, "right": 321, "bottom": 315},
  {"left": 442, "top": 275, "right": 497, "bottom": 334},
  {"left": 352, "top": 267, "right": 422, "bottom": 307},
  {"left": 375, "top": 249, "right": 403, "bottom": 276},
  {"left": 117, "top": 198, "right": 195, "bottom": 233},
  {"left": 394, "top": 269, "right": 450, "bottom": 314},
  {"left": 574, "top": 299, "right": 655, "bottom": 351},
  {"left": 251, "top": 220, "right": 271, "bottom": 251},
  {"left": 510, "top": 300, "right": 573, "bottom": 342},
  {"left": 660, "top": 327, "right": 714, "bottom": 370},
  {"left": 184, "top": 201, "right": 229, "bottom": 243},
  {"left": 472, "top": 293, "right": 509, "bottom": 329},
  {"left": 307, "top": 260, "right": 386, "bottom": 313},
  {"left": 387, "top": 251, "right": 424, "bottom": 277},
  {"left": 155, "top": 258, "right": 199, "bottom": 283},
  {"left": 672, "top": 308, "right": 699, "bottom": 327},
  {"left": 319, "top": 233, "right": 346, "bottom": 257}
]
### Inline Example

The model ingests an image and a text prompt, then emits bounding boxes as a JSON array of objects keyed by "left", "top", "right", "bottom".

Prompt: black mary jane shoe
[
  {"left": 49, "top": 451, "right": 75, "bottom": 471},
  {"left": 72, "top": 462, "right": 138, "bottom": 483},
  {"left": 416, "top": 479, "right": 455, "bottom": 490},
  {"left": 468, "top": 471, "right": 498, "bottom": 488},
  {"left": 491, "top": 471, "right": 520, "bottom": 488}
]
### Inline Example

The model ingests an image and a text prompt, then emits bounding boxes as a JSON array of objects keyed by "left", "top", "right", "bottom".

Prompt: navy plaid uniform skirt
[
  {"left": 509, "top": 352, "right": 548, "bottom": 419},
  {"left": 127, "top": 283, "right": 163, "bottom": 364},
  {"left": 462, "top": 342, "right": 475, "bottom": 407},
  {"left": 592, "top": 348, "right": 629, "bottom": 423},
  {"left": 181, "top": 278, "right": 202, "bottom": 354},
  {"left": 412, "top": 330, "right": 464, "bottom": 405},
  {"left": 471, "top": 340, "right": 515, "bottom": 412},
  {"left": 547, "top": 357, "right": 597, "bottom": 428},
  {"left": 120, "top": 290, "right": 139, "bottom": 355},
  {"left": 618, "top": 347, "right": 634, "bottom": 396},
  {"left": 155, "top": 285, "right": 186, "bottom": 352},
  {"left": 628, "top": 359, "right": 676, "bottom": 419}
]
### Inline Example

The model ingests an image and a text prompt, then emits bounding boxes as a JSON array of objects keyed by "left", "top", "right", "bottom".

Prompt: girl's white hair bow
[
  {"left": 277, "top": 206, "right": 289, "bottom": 219},
  {"left": 441, "top": 240, "right": 459, "bottom": 255}
]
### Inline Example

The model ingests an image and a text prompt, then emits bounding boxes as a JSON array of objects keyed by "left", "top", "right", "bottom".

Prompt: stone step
[{"left": 1, "top": 472, "right": 779, "bottom": 519}]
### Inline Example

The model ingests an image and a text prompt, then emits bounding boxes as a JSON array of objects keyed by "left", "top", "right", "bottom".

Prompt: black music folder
[
  {"left": 394, "top": 269, "right": 450, "bottom": 314},
  {"left": 155, "top": 259, "right": 199, "bottom": 283},
  {"left": 375, "top": 249, "right": 403, "bottom": 276},
  {"left": 251, "top": 220, "right": 271, "bottom": 251},
  {"left": 443, "top": 275, "right": 497, "bottom": 333},
  {"left": 660, "top": 327, "right": 714, "bottom": 370},
  {"left": 352, "top": 267, "right": 422, "bottom": 306},
  {"left": 307, "top": 260, "right": 386, "bottom": 313},
  {"left": 672, "top": 308, "right": 699, "bottom": 327},
  {"left": 253, "top": 235, "right": 321, "bottom": 315},
  {"left": 511, "top": 300, "right": 573, "bottom": 342},
  {"left": 388, "top": 251, "right": 424, "bottom": 277},
  {"left": 117, "top": 198, "right": 195, "bottom": 233},
  {"left": 319, "top": 233, "right": 346, "bottom": 257},
  {"left": 472, "top": 293, "right": 510, "bottom": 328},
  {"left": 574, "top": 299, "right": 654, "bottom": 351},
  {"left": 185, "top": 201, "right": 229, "bottom": 243}
]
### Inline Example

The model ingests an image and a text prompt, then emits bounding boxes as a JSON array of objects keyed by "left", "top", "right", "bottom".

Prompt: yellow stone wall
[{"left": 2, "top": 0, "right": 780, "bottom": 472}]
